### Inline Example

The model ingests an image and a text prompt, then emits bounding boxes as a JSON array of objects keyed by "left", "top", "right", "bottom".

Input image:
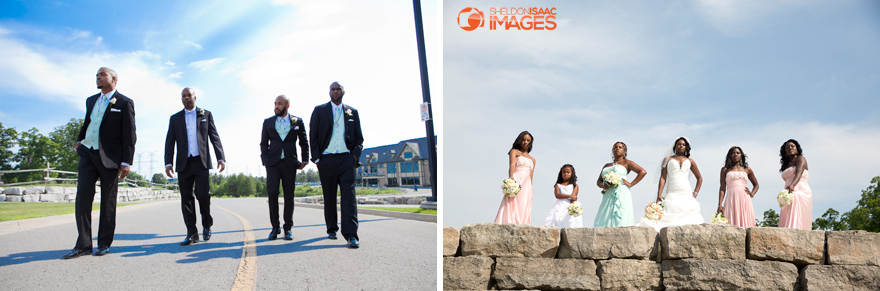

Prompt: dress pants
[
  {"left": 266, "top": 160, "right": 297, "bottom": 230},
  {"left": 74, "top": 146, "right": 119, "bottom": 250},
  {"left": 317, "top": 153, "right": 358, "bottom": 240},
  {"left": 179, "top": 156, "right": 212, "bottom": 236}
]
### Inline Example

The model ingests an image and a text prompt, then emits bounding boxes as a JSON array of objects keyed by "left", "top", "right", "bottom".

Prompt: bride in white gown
[{"left": 639, "top": 137, "right": 704, "bottom": 231}]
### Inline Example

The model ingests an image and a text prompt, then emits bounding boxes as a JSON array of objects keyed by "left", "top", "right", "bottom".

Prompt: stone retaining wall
[
  {"left": 443, "top": 223, "right": 880, "bottom": 291},
  {"left": 1, "top": 186, "right": 180, "bottom": 203}
]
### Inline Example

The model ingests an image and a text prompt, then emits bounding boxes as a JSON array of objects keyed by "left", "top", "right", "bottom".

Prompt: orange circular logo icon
[{"left": 457, "top": 7, "right": 484, "bottom": 31}]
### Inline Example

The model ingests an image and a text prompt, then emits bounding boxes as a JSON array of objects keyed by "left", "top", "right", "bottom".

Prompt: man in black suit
[
  {"left": 164, "top": 87, "right": 226, "bottom": 246},
  {"left": 309, "top": 82, "right": 364, "bottom": 248},
  {"left": 64, "top": 67, "right": 137, "bottom": 259},
  {"left": 261, "top": 95, "right": 309, "bottom": 240}
]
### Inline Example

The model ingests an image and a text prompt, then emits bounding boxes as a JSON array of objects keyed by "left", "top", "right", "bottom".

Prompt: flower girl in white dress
[{"left": 544, "top": 164, "right": 583, "bottom": 228}]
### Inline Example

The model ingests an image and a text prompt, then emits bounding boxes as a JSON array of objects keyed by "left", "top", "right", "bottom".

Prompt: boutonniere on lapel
[
  {"left": 109, "top": 97, "right": 117, "bottom": 105},
  {"left": 344, "top": 108, "right": 353, "bottom": 117},
  {"left": 198, "top": 108, "right": 205, "bottom": 116},
  {"left": 290, "top": 117, "right": 298, "bottom": 123}
]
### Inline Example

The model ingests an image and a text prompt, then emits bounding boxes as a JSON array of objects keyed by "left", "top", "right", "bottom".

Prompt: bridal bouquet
[
  {"left": 711, "top": 213, "right": 729, "bottom": 224},
  {"left": 644, "top": 201, "right": 664, "bottom": 221},
  {"left": 567, "top": 201, "right": 583, "bottom": 217},
  {"left": 601, "top": 171, "right": 621, "bottom": 194},
  {"left": 501, "top": 178, "right": 521, "bottom": 198},
  {"left": 777, "top": 190, "right": 794, "bottom": 207}
]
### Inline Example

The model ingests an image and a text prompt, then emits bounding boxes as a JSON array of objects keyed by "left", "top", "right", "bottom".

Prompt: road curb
[
  {"left": 0, "top": 200, "right": 173, "bottom": 236},
  {"left": 296, "top": 203, "right": 436, "bottom": 223}
]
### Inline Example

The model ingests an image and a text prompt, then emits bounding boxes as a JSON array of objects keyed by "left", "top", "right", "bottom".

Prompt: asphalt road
[{"left": 0, "top": 198, "right": 437, "bottom": 290}]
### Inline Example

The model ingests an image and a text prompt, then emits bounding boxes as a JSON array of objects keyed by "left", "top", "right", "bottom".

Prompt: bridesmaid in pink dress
[
  {"left": 495, "top": 131, "right": 536, "bottom": 224},
  {"left": 717, "top": 146, "right": 759, "bottom": 228},
  {"left": 778, "top": 139, "right": 812, "bottom": 229}
]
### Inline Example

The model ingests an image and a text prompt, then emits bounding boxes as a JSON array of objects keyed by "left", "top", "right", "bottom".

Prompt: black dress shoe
[
  {"left": 203, "top": 227, "right": 212, "bottom": 241},
  {"left": 268, "top": 228, "right": 280, "bottom": 240},
  {"left": 328, "top": 232, "right": 337, "bottom": 240},
  {"left": 94, "top": 246, "right": 110, "bottom": 256},
  {"left": 284, "top": 230, "right": 293, "bottom": 240},
  {"left": 347, "top": 237, "right": 359, "bottom": 249},
  {"left": 63, "top": 248, "right": 91, "bottom": 259},
  {"left": 180, "top": 234, "right": 199, "bottom": 246}
]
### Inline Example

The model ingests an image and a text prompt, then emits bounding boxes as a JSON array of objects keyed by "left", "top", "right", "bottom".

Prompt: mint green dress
[{"left": 594, "top": 164, "right": 634, "bottom": 227}]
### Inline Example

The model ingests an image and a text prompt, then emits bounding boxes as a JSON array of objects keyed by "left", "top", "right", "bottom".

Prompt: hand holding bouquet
[
  {"left": 502, "top": 178, "right": 521, "bottom": 198},
  {"left": 601, "top": 171, "right": 621, "bottom": 194},
  {"left": 777, "top": 190, "right": 794, "bottom": 208},
  {"left": 710, "top": 213, "right": 728, "bottom": 224}
]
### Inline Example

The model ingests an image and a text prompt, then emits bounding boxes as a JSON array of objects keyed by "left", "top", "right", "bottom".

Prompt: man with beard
[
  {"left": 64, "top": 67, "right": 137, "bottom": 259},
  {"left": 164, "top": 87, "right": 226, "bottom": 245},
  {"left": 309, "top": 82, "right": 364, "bottom": 248},
  {"left": 260, "top": 95, "right": 309, "bottom": 240}
]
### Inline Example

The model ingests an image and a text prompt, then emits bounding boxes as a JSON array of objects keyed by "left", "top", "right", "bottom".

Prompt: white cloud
[
  {"left": 184, "top": 40, "right": 203, "bottom": 50},
  {"left": 168, "top": 72, "right": 183, "bottom": 78},
  {"left": 692, "top": 0, "right": 820, "bottom": 36},
  {"left": 188, "top": 57, "right": 224, "bottom": 71},
  {"left": 164, "top": 61, "right": 175, "bottom": 66},
  {"left": 95, "top": 36, "right": 103, "bottom": 45}
]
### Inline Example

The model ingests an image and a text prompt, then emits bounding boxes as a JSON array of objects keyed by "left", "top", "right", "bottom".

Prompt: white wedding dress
[{"left": 639, "top": 158, "right": 704, "bottom": 231}]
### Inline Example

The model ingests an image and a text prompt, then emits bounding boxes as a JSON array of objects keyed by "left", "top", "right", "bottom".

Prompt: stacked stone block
[{"left": 444, "top": 223, "right": 880, "bottom": 290}]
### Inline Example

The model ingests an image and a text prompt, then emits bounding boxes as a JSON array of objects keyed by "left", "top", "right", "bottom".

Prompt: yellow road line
[{"left": 217, "top": 205, "right": 256, "bottom": 291}]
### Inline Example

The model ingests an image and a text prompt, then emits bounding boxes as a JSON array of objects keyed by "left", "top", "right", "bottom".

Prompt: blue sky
[
  {"left": 0, "top": 0, "right": 440, "bottom": 177},
  {"left": 444, "top": 0, "right": 880, "bottom": 227}
]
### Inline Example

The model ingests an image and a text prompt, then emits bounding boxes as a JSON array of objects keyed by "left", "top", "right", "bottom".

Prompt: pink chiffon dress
[
  {"left": 778, "top": 166, "right": 812, "bottom": 229},
  {"left": 495, "top": 156, "right": 534, "bottom": 224},
  {"left": 722, "top": 171, "right": 756, "bottom": 228}
]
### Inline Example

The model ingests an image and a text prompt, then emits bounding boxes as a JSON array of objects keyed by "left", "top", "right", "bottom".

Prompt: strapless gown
[
  {"left": 778, "top": 166, "right": 812, "bottom": 229},
  {"left": 723, "top": 171, "right": 756, "bottom": 228},
  {"left": 594, "top": 164, "right": 633, "bottom": 227},
  {"left": 638, "top": 158, "right": 704, "bottom": 231},
  {"left": 544, "top": 184, "right": 583, "bottom": 228},
  {"left": 495, "top": 156, "right": 534, "bottom": 224}
]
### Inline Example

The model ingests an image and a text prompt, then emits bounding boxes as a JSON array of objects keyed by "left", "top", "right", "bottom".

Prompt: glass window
[
  {"left": 404, "top": 152, "right": 413, "bottom": 159},
  {"left": 388, "top": 163, "right": 397, "bottom": 173}
]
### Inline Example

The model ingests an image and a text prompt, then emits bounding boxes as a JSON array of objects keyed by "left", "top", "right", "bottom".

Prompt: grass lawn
[
  {"left": 359, "top": 206, "right": 437, "bottom": 215},
  {"left": 0, "top": 202, "right": 141, "bottom": 222}
]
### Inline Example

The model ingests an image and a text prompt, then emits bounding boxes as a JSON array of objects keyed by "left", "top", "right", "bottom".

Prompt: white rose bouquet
[
  {"left": 711, "top": 213, "right": 729, "bottom": 224},
  {"left": 567, "top": 201, "right": 583, "bottom": 217},
  {"left": 601, "top": 171, "right": 621, "bottom": 194},
  {"left": 501, "top": 178, "right": 521, "bottom": 198},
  {"left": 644, "top": 201, "right": 664, "bottom": 221},
  {"left": 777, "top": 190, "right": 794, "bottom": 208}
]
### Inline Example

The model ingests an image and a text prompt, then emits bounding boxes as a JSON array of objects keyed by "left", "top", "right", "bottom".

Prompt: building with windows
[{"left": 356, "top": 137, "right": 434, "bottom": 188}]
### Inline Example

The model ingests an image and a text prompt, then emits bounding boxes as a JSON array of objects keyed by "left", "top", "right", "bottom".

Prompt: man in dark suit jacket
[
  {"left": 164, "top": 88, "right": 226, "bottom": 246},
  {"left": 64, "top": 67, "right": 137, "bottom": 259},
  {"left": 261, "top": 95, "right": 309, "bottom": 240},
  {"left": 309, "top": 82, "right": 364, "bottom": 248}
]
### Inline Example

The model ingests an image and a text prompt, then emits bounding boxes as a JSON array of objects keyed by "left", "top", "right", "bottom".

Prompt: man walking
[
  {"left": 309, "top": 82, "right": 364, "bottom": 248},
  {"left": 64, "top": 67, "right": 136, "bottom": 259},
  {"left": 260, "top": 95, "right": 309, "bottom": 240},
  {"left": 164, "top": 88, "right": 226, "bottom": 245}
]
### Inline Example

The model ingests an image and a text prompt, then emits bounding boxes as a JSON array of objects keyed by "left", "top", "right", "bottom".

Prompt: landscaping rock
[
  {"left": 444, "top": 226, "right": 461, "bottom": 257},
  {"left": 799, "top": 265, "right": 880, "bottom": 291},
  {"left": 662, "top": 259, "right": 797, "bottom": 291},
  {"left": 494, "top": 257, "right": 600, "bottom": 291},
  {"left": 747, "top": 227, "right": 824, "bottom": 265},
  {"left": 557, "top": 226, "right": 658, "bottom": 260},
  {"left": 662, "top": 223, "right": 746, "bottom": 260},
  {"left": 826, "top": 230, "right": 880, "bottom": 266},
  {"left": 460, "top": 223, "right": 560, "bottom": 258},
  {"left": 597, "top": 258, "right": 662, "bottom": 291},
  {"left": 443, "top": 256, "right": 494, "bottom": 290}
]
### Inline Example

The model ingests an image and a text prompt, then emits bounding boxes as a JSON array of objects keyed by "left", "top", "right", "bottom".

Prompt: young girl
[{"left": 544, "top": 164, "right": 583, "bottom": 227}]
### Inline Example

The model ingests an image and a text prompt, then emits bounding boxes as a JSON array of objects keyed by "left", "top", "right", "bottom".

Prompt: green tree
[
  {"left": 225, "top": 173, "right": 255, "bottom": 197},
  {"left": 813, "top": 208, "right": 847, "bottom": 231},
  {"left": 48, "top": 118, "right": 83, "bottom": 172},
  {"left": 10, "top": 128, "right": 54, "bottom": 183},
  {"left": 151, "top": 173, "right": 167, "bottom": 184},
  {"left": 758, "top": 209, "right": 779, "bottom": 227},
  {"left": 843, "top": 176, "right": 880, "bottom": 232},
  {"left": 0, "top": 122, "right": 17, "bottom": 171}
]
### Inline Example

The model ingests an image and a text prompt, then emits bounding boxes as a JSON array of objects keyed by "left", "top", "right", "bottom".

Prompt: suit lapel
[
  {"left": 270, "top": 116, "right": 282, "bottom": 141},
  {"left": 176, "top": 110, "right": 188, "bottom": 146}
]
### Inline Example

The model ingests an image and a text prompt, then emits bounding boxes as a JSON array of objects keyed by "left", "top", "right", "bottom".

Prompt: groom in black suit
[
  {"left": 309, "top": 82, "right": 364, "bottom": 248},
  {"left": 164, "top": 87, "right": 226, "bottom": 246},
  {"left": 260, "top": 95, "right": 309, "bottom": 240},
  {"left": 64, "top": 67, "right": 137, "bottom": 259}
]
